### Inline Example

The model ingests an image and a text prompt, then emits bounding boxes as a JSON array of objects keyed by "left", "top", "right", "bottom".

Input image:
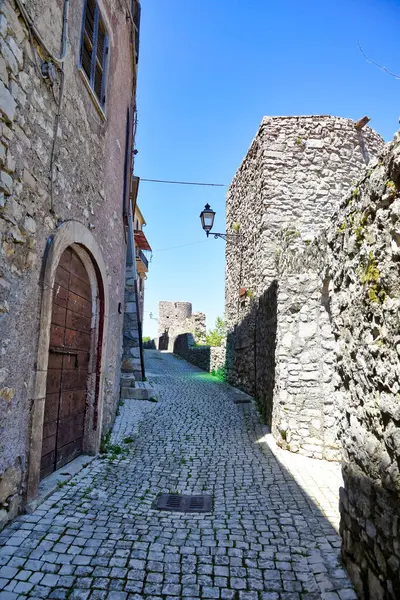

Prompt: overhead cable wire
[
  {"left": 153, "top": 240, "right": 208, "bottom": 252},
  {"left": 140, "top": 178, "right": 226, "bottom": 187},
  {"left": 15, "top": 0, "right": 70, "bottom": 63}
]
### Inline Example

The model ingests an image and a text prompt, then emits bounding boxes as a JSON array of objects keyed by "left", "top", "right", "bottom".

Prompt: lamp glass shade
[{"left": 200, "top": 204, "right": 215, "bottom": 232}]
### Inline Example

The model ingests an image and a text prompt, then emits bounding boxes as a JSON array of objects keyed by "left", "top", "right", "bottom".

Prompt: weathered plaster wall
[
  {"left": 325, "top": 133, "right": 400, "bottom": 599},
  {"left": 158, "top": 301, "right": 206, "bottom": 351},
  {"left": 225, "top": 116, "right": 384, "bottom": 459},
  {"left": 0, "top": 0, "right": 135, "bottom": 526}
]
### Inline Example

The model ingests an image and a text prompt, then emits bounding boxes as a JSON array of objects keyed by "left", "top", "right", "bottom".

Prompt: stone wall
[
  {"left": 225, "top": 115, "right": 384, "bottom": 459},
  {"left": 121, "top": 266, "right": 143, "bottom": 381},
  {"left": 275, "top": 271, "right": 339, "bottom": 460},
  {"left": 158, "top": 301, "right": 206, "bottom": 351},
  {"left": 258, "top": 129, "right": 400, "bottom": 595},
  {"left": 173, "top": 333, "right": 225, "bottom": 374},
  {"left": 0, "top": 0, "right": 136, "bottom": 526},
  {"left": 325, "top": 133, "right": 400, "bottom": 599}
]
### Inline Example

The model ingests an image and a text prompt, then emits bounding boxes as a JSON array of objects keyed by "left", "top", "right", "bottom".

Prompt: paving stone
[
  {"left": 0, "top": 568, "right": 17, "bottom": 580},
  {"left": 0, "top": 351, "right": 357, "bottom": 600},
  {"left": 0, "top": 592, "right": 18, "bottom": 600},
  {"left": 10, "top": 581, "right": 33, "bottom": 594},
  {"left": 69, "top": 591, "right": 90, "bottom": 600}
]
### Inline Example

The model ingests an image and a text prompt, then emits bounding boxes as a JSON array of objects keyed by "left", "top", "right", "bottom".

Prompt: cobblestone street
[{"left": 0, "top": 351, "right": 356, "bottom": 600}]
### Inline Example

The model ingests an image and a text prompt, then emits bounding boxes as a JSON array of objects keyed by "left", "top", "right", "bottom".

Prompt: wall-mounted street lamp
[{"left": 199, "top": 204, "right": 240, "bottom": 242}]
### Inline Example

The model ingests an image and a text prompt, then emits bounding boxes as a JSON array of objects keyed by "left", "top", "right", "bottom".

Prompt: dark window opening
[
  {"left": 132, "top": 0, "right": 141, "bottom": 64},
  {"left": 80, "top": 0, "right": 109, "bottom": 110}
]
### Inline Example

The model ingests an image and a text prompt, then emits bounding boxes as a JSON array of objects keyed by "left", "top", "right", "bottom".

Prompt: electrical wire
[
  {"left": 141, "top": 178, "right": 226, "bottom": 187},
  {"left": 49, "top": 67, "right": 65, "bottom": 212},
  {"left": 15, "top": 0, "right": 70, "bottom": 63},
  {"left": 15, "top": 0, "right": 70, "bottom": 212},
  {"left": 152, "top": 240, "right": 208, "bottom": 252}
]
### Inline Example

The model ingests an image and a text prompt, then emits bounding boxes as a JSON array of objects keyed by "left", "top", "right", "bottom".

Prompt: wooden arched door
[{"left": 40, "top": 247, "right": 92, "bottom": 478}]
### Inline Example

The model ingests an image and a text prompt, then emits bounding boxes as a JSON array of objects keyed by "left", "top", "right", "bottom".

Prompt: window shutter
[
  {"left": 81, "top": 0, "right": 96, "bottom": 80},
  {"left": 94, "top": 17, "right": 108, "bottom": 107},
  {"left": 134, "top": 1, "right": 141, "bottom": 64},
  {"left": 80, "top": 0, "right": 109, "bottom": 110},
  {"left": 101, "top": 36, "right": 109, "bottom": 108}
]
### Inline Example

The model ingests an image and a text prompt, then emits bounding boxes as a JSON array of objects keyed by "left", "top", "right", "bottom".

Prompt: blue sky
[{"left": 135, "top": 0, "right": 400, "bottom": 339}]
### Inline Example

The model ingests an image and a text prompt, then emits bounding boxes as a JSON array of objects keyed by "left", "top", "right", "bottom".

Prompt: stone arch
[{"left": 27, "top": 221, "right": 109, "bottom": 501}]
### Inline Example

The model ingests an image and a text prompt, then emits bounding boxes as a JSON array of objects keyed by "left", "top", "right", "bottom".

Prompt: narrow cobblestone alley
[{"left": 0, "top": 351, "right": 356, "bottom": 600}]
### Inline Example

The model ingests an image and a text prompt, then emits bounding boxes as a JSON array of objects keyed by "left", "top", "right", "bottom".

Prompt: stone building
[
  {"left": 0, "top": 0, "right": 142, "bottom": 527},
  {"left": 120, "top": 192, "right": 149, "bottom": 383},
  {"left": 278, "top": 133, "right": 400, "bottom": 600},
  {"left": 157, "top": 301, "right": 206, "bottom": 351},
  {"left": 225, "top": 115, "right": 400, "bottom": 596},
  {"left": 225, "top": 115, "right": 384, "bottom": 459},
  {"left": 133, "top": 203, "right": 151, "bottom": 321}
]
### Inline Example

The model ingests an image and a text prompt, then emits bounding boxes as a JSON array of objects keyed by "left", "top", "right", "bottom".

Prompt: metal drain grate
[{"left": 154, "top": 494, "right": 213, "bottom": 513}]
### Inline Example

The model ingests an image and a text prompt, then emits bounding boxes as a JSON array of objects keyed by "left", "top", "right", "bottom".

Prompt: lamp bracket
[{"left": 206, "top": 231, "right": 241, "bottom": 242}]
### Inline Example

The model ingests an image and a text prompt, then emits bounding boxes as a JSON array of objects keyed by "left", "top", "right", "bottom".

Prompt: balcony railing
[{"left": 136, "top": 248, "right": 148, "bottom": 272}]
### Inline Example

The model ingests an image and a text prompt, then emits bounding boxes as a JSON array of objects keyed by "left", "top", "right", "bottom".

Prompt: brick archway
[{"left": 27, "top": 221, "right": 109, "bottom": 501}]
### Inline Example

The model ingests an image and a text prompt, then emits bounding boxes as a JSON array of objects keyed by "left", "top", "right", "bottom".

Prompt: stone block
[
  {"left": 0, "top": 55, "right": 8, "bottom": 85},
  {"left": 3, "top": 197, "right": 22, "bottom": 220},
  {"left": 0, "top": 80, "right": 15, "bottom": 122},
  {"left": 120, "top": 376, "right": 135, "bottom": 388},
  {"left": 298, "top": 321, "right": 318, "bottom": 339},
  {"left": 6, "top": 36, "right": 23, "bottom": 68},
  {"left": 0, "top": 3, "right": 25, "bottom": 43},
  {"left": 307, "top": 139, "right": 324, "bottom": 149},
  {"left": 22, "top": 169, "right": 36, "bottom": 191},
  {"left": 0, "top": 39, "right": 17, "bottom": 74},
  {"left": 125, "top": 301, "right": 137, "bottom": 313},
  {"left": 120, "top": 386, "right": 149, "bottom": 400},
  {"left": 0, "top": 15, "right": 8, "bottom": 38},
  {"left": 129, "top": 347, "right": 140, "bottom": 359},
  {"left": 0, "top": 463, "right": 21, "bottom": 504},
  {"left": 121, "top": 359, "right": 141, "bottom": 373},
  {"left": 367, "top": 569, "right": 384, "bottom": 600},
  {"left": 23, "top": 215, "right": 36, "bottom": 234}
]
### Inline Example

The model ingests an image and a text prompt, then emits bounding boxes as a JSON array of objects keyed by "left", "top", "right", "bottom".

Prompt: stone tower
[
  {"left": 225, "top": 115, "right": 384, "bottom": 459},
  {"left": 158, "top": 301, "right": 206, "bottom": 351}
]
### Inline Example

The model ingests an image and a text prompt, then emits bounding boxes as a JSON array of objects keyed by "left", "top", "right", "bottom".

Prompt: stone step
[
  {"left": 120, "top": 376, "right": 135, "bottom": 388},
  {"left": 120, "top": 381, "right": 155, "bottom": 401}
]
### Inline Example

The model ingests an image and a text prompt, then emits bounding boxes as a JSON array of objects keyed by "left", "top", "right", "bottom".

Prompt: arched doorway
[
  {"left": 27, "top": 221, "right": 109, "bottom": 501},
  {"left": 41, "top": 247, "right": 93, "bottom": 478}
]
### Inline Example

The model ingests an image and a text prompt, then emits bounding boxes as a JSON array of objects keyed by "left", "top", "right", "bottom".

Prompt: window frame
[{"left": 79, "top": 0, "right": 110, "bottom": 115}]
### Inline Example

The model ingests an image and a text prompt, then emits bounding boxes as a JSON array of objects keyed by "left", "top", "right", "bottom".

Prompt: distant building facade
[{"left": 158, "top": 301, "right": 206, "bottom": 351}]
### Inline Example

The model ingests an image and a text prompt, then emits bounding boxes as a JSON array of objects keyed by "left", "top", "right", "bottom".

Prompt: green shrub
[
  {"left": 205, "top": 317, "right": 226, "bottom": 347},
  {"left": 211, "top": 366, "right": 226, "bottom": 381}
]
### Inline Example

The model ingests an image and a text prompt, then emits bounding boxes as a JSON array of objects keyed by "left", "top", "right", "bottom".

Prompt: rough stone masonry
[
  {"left": 0, "top": 0, "right": 137, "bottom": 528},
  {"left": 276, "top": 128, "right": 400, "bottom": 599},
  {"left": 326, "top": 132, "right": 400, "bottom": 600},
  {"left": 225, "top": 115, "right": 400, "bottom": 597},
  {"left": 157, "top": 301, "right": 206, "bottom": 351},
  {"left": 224, "top": 115, "right": 384, "bottom": 460}
]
